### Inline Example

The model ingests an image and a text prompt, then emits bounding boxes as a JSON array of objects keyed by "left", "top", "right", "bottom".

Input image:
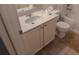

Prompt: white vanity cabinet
[{"left": 21, "top": 17, "right": 58, "bottom": 54}]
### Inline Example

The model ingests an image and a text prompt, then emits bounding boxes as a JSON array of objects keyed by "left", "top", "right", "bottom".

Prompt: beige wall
[
  {"left": 68, "top": 5, "right": 79, "bottom": 31},
  {"left": 61, "top": 4, "right": 79, "bottom": 32}
]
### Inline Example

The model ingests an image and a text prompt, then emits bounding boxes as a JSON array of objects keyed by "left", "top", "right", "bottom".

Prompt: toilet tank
[{"left": 62, "top": 15, "right": 74, "bottom": 28}]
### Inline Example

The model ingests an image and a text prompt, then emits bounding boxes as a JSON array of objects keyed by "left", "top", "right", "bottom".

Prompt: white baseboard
[{"left": 71, "top": 29, "right": 79, "bottom": 34}]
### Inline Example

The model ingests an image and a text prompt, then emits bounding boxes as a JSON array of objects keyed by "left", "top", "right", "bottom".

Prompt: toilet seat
[
  {"left": 56, "top": 21, "right": 70, "bottom": 32},
  {"left": 57, "top": 21, "right": 70, "bottom": 29}
]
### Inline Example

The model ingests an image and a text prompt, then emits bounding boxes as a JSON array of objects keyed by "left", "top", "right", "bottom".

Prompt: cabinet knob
[
  {"left": 44, "top": 25, "right": 47, "bottom": 27},
  {"left": 19, "top": 30, "right": 22, "bottom": 34}
]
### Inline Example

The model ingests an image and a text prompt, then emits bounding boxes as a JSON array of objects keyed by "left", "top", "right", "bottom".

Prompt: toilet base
[
  {"left": 56, "top": 31, "right": 66, "bottom": 39},
  {"left": 58, "top": 33, "right": 66, "bottom": 38}
]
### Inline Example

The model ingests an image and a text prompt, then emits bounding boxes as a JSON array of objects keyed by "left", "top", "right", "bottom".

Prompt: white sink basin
[{"left": 25, "top": 16, "right": 41, "bottom": 24}]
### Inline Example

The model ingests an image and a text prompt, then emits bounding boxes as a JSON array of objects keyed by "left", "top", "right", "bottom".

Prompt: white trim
[
  {"left": 71, "top": 29, "right": 79, "bottom": 35},
  {"left": 0, "top": 15, "right": 16, "bottom": 54},
  {"left": 0, "top": 5, "right": 26, "bottom": 54}
]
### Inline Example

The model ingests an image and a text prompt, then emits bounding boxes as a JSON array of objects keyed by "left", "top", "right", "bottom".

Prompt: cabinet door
[
  {"left": 22, "top": 27, "right": 41, "bottom": 54},
  {"left": 44, "top": 17, "right": 58, "bottom": 46}
]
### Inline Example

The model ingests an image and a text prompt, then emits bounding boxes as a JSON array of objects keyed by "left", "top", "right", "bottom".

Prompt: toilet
[
  {"left": 56, "top": 15, "right": 74, "bottom": 38},
  {"left": 56, "top": 21, "right": 70, "bottom": 38}
]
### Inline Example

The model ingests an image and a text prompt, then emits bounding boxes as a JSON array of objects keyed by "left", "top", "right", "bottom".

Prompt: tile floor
[{"left": 36, "top": 31, "right": 79, "bottom": 55}]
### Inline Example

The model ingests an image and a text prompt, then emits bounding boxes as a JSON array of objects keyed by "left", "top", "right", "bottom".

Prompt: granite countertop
[{"left": 18, "top": 10, "right": 59, "bottom": 33}]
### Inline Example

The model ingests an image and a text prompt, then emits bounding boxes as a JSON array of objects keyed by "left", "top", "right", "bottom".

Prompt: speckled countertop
[{"left": 18, "top": 10, "right": 59, "bottom": 33}]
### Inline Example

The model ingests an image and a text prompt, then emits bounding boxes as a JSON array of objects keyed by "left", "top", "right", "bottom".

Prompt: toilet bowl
[{"left": 57, "top": 21, "right": 70, "bottom": 32}]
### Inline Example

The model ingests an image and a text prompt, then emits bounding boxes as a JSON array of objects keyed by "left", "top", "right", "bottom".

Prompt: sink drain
[{"left": 32, "top": 22, "right": 35, "bottom": 24}]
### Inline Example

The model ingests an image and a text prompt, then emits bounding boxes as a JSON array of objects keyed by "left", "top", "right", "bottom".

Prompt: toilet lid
[{"left": 56, "top": 21, "right": 70, "bottom": 29}]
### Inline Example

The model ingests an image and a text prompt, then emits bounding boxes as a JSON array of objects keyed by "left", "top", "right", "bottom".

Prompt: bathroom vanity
[{"left": 19, "top": 13, "right": 59, "bottom": 54}]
